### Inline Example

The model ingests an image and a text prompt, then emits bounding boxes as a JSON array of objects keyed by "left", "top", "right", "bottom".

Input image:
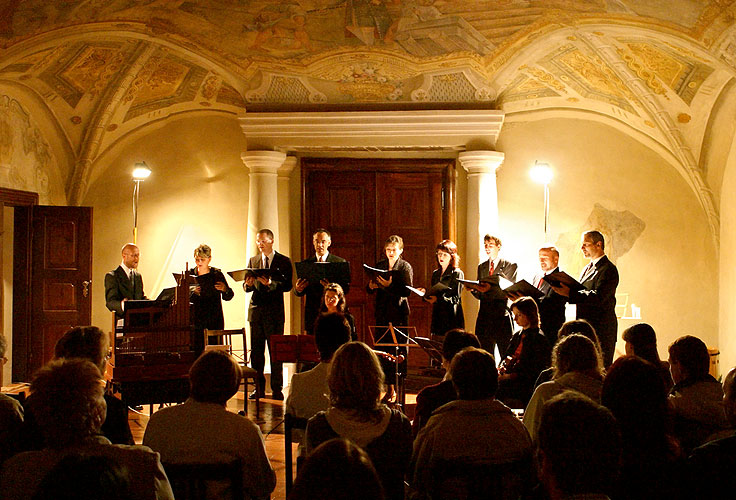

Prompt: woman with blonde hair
[
  {"left": 305, "top": 342, "right": 412, "bottom": 500},
  {"left": 523, "top": 334, "right": 605, "bottom": 439},
  {"left": 189, "top": 244, "right": 234, "bottom": 346}
]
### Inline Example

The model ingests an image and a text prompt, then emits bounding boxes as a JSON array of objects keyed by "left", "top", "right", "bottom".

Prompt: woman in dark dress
[
  {"left": 189, "top": 244, "right": 234, "bottom": 346},
  {"left": 317, "top": 283, "right": 356, "bottom": 340},
  {"left": 366, "top": 235, "right": 413, "bottom": 402},
  {"left": 422, "top": 239, "right": 464, "bottom": 337},
  {"left": 497, "top": 296, "right": 551, "bottom": 408}
]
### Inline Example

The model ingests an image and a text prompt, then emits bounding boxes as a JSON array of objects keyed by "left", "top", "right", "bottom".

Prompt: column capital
[
  {"left": 458, "top": 150, "right": 505, "bottom": 174},
  {"left": 278, "top": 156, "right": 298, "bottom": 177},
  {"left": 241, "top": 150, "right": 287, "bottom": 174}
]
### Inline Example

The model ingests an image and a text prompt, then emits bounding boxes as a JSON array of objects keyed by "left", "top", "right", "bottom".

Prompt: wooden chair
[
  {"left": 284, "top": 412, "right": 309, "bottom": 496},
  {"left": 204, "top": 328, "right": 259, "bottom": 416},
  {"left": 162, "top": 460, "right": 243, "bottom": 500}
]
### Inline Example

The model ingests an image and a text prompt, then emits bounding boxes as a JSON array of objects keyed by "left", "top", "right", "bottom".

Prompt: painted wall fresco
[{"left": 0, "top": 95, "right": 63, "bottom": 204}]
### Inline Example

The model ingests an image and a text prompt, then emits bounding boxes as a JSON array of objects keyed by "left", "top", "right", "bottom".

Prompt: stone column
[
  {"left": 458, "top": 150, "right": 505, "bottom": 266},
  {"left": 241, "top": 151, "right": 287, "bottom": 383},
  {"left": 242, "top": 151, "right": 287, "bottom": 243}
]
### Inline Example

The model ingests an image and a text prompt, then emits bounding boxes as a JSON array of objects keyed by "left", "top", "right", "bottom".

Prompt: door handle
[{"left": 82, "top": 280, "right": 91, "bottom": 298}]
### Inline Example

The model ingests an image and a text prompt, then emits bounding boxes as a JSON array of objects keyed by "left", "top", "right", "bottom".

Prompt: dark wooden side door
[
  {"left": 15, "top": 206, "right": 93, "bottom": 379},
  {"left": 303, "top": 159, "right": 451, "bottom": 370}
]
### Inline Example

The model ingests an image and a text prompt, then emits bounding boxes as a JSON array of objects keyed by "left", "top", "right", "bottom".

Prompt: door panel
[
  {"left": 303, "top": 160, "right": 449, "bottom": 371},
  {"left": 29, "top": 206, "right": 93, "bottom": 375}
]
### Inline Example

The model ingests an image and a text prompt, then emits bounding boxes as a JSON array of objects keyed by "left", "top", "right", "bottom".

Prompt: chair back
[
  {"left": 427, "top": 455, "right": 534, "bottom": 500},
  {"left": 163, "top": 460, "right": 243, "bottom": 500},
  {"left": 204, "top": 328, "right": 247, "bottom": 363},
  {"left": 284, "top": 413, "right": 309, "bottom": 495}
]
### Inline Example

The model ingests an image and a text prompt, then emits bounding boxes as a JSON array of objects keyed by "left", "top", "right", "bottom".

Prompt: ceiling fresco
[{"left": 0, "top": 0, "right": 734, "bottom": 223}]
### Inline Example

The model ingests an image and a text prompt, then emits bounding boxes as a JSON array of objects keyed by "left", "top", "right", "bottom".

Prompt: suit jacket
[
  {"left": 105, "top": 266, "right": 145, "bottom": 318},
  {"left": 567, "top": 255, "right": 619, "bottom": 336},
  {"left": 245, "top": 251, "right": 293, "bottom": 324},
  {"left": 294, "top": 253, "right": 350, "bottom": 334},
  {"left": 472, "top": 258, "right": 518, "bottom": 329},
  {"left": 532, "top": 267, "right": 567, "bottom": 343}
]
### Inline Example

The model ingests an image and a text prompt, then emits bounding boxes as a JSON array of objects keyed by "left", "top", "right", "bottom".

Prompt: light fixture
[
  {"left": 530, "top": 161, "right": 553, "bottom": 241},
  {"left": 132, "top": 161, "right": 151, "bottom": 244}
]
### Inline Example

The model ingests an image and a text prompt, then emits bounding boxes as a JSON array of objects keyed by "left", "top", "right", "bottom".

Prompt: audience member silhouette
[
  {"left": 286, "top": 313, "right": 352, "bottom": 454},
  {"left": 623, "top": 323, "right": 673, "bottom": 392},
  {"left": 22, "top": 326, "right": 134, "bottom": 448},
  {"left": 537, "top": 392, "right": 621, "bottom": 500},
  {"left": 533, "top": 319, "right": 601, "bottom": 389},
  {"left": 31, "top": 453, "right": 133, "bottom": 500},
  {"left": 0, "top": 359, "right": 173, "bottom": 500},
  {"left": 143, "top": 349, "right": 276, "bottom": 500},
  {"left": 409, "top": 347, "right": 533, "bottom": 500},
  {"left": 412, "top": 329, "right": 480, "bottom": 436},
  {"left": 289, "top": 438, "right": 385, "bottom": 500},
  {"left": 524, "top": 334, "right": 604, "bottom": 440},
  {"left": 667, "top": 335, "right": 728, "bottom": 452},
  {"left": 686, "top": 366, "right": 736, "bottom": 499},
  {"left": 601, "top": 356, "right": 685, "bottom": 500},
  {"left": 305, "top": 342, "right": 412, "bottom": 500}
]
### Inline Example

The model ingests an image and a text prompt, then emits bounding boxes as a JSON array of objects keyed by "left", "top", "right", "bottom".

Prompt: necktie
[
  {"left": 581, "top": 263, "right": 593, "bottom": 281},
  {"left": 489, "top": 261, "right": 495, "bottom": 276},
  {"left": 537, "top": 276, "right": 544, "bottom": 288},
  {"left": 130, "top": 271, "right": 135, "bottom": 294},
  {"left": 264, "top": 256, "right": 269, "bottom": 269}
]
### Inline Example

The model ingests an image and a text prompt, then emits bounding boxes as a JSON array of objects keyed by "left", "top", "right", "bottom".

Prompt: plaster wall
[
  {"left": 719, "top": 138, "right": 736, "bottom": 374},
  {"left": 495, "top": 117, "right": 718, "bottom": 363},
  {"left": 85, "top": 114, "right": 251, "bottom": 342}
]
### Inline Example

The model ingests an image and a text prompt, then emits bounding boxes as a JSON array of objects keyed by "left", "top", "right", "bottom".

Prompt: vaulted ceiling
[{"left": 1, "top": 0, "right": 735, "bottom": 230}]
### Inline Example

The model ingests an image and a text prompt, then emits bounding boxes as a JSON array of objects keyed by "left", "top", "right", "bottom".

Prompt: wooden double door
[{"left": 303, "top": 158, "right": 454, "bottom": 369}]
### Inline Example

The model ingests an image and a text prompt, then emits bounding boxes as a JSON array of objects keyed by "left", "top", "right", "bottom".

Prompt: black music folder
[
  {"left": 504, "top": 279, "right": 544, "bottom": 300},
  {"left": 406, "top": 282, "right": 450, "bottom": 298},
  {"left": 543, "top": 271, "right": 584, "bottom": 292},
  {"left": 363, "top": 264, "right": 396, "bottom": 280},
  {"left": 228, "top": 268, "right": 283, "bottom": 282},
  {"left": 295, "top": 260, "right": 350, "bottom": 283}
]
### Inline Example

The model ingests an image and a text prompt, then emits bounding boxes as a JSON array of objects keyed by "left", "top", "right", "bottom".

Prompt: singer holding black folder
[
  {"left": 367, "top": 234, "right": 413, "bottom": 402},
  {"left": 420, "top": 239, "right": 465, "bottom": 337},
  {"left": 189, "top": 244, "right": 234, "bottom": 345},
  {"left": 244, "top": 229, "right": 294, "bottom": 400},
  {"left": 294, "top": 229, "right": 351, "bottom": 336}
]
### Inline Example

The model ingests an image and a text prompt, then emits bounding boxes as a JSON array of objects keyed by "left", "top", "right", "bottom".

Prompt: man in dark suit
[
  {"left": 469, "top": 235, "right": 517, "bottom": 357},
  {"left": 105, "top": 243, "right": 145, "bottom": 320},
  {"left": 552, "top": 230, "right": 619, "bottom": 366},
  {"left": 532, "top": 245, "right": 566, "bottom": 346},
  {"left": 244, "top": 228, "right": 293, "bottom": 400},
  {"left": 294, "top": 228, "right": 351, "bottom": 336}
]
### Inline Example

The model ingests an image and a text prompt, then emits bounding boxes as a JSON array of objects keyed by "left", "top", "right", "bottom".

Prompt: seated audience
[
  {"left": 411, "top": 329, "right": 480, "bottom": 436},
  {"left": 537, "top": 392, "right": 621, "bottom": 500},
  {"left": 0, "top": 334, "right": 24, "bottom": 465},
  {"left": 496, "top": 297, "right": 551, "bottom": 408},
  {"left": 686, "top": 366, "right": 736, "bottom": 498},
  {"left": 668, "top": 335, "right": 729, "bottom": 452},
  {"left": 286, "top": 313, "right": 352, "bottom": 453},
  {"left": 602, "top": 356, "right": 685, "bottom": 500},
  {"left": 533, "top": 319, "right": 600, "bottom": 388},
  {"left": 23, "top": 326, "right": 134, "bottom": 448},
  {"left": 524, "top": 334, "right": 604, "bottom": 440},
  {"left": 409, "top": 347, "right": 533, "bottom": 500},
  {"left": 32, "top": 454, "right": 133, "bottom": 500},
  {"left": 0, "top": 359, "right": 173, "bottom": 500},
  {"left": 305, "top": 342, "right": 412, "bottom": 500},
  {"left": 623, "top": 322, "right": 673, "bottom": 392},
  {"left": 143, "top": 350, "right": 275, "bottom": 500},
  {"left": 289, "top": 438, "right": 385, "bottom": 500}
]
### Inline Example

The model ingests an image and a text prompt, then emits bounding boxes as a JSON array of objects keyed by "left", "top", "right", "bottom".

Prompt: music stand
[{"left": 370, "top": 324, "right": 416, "bottom": 409}]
